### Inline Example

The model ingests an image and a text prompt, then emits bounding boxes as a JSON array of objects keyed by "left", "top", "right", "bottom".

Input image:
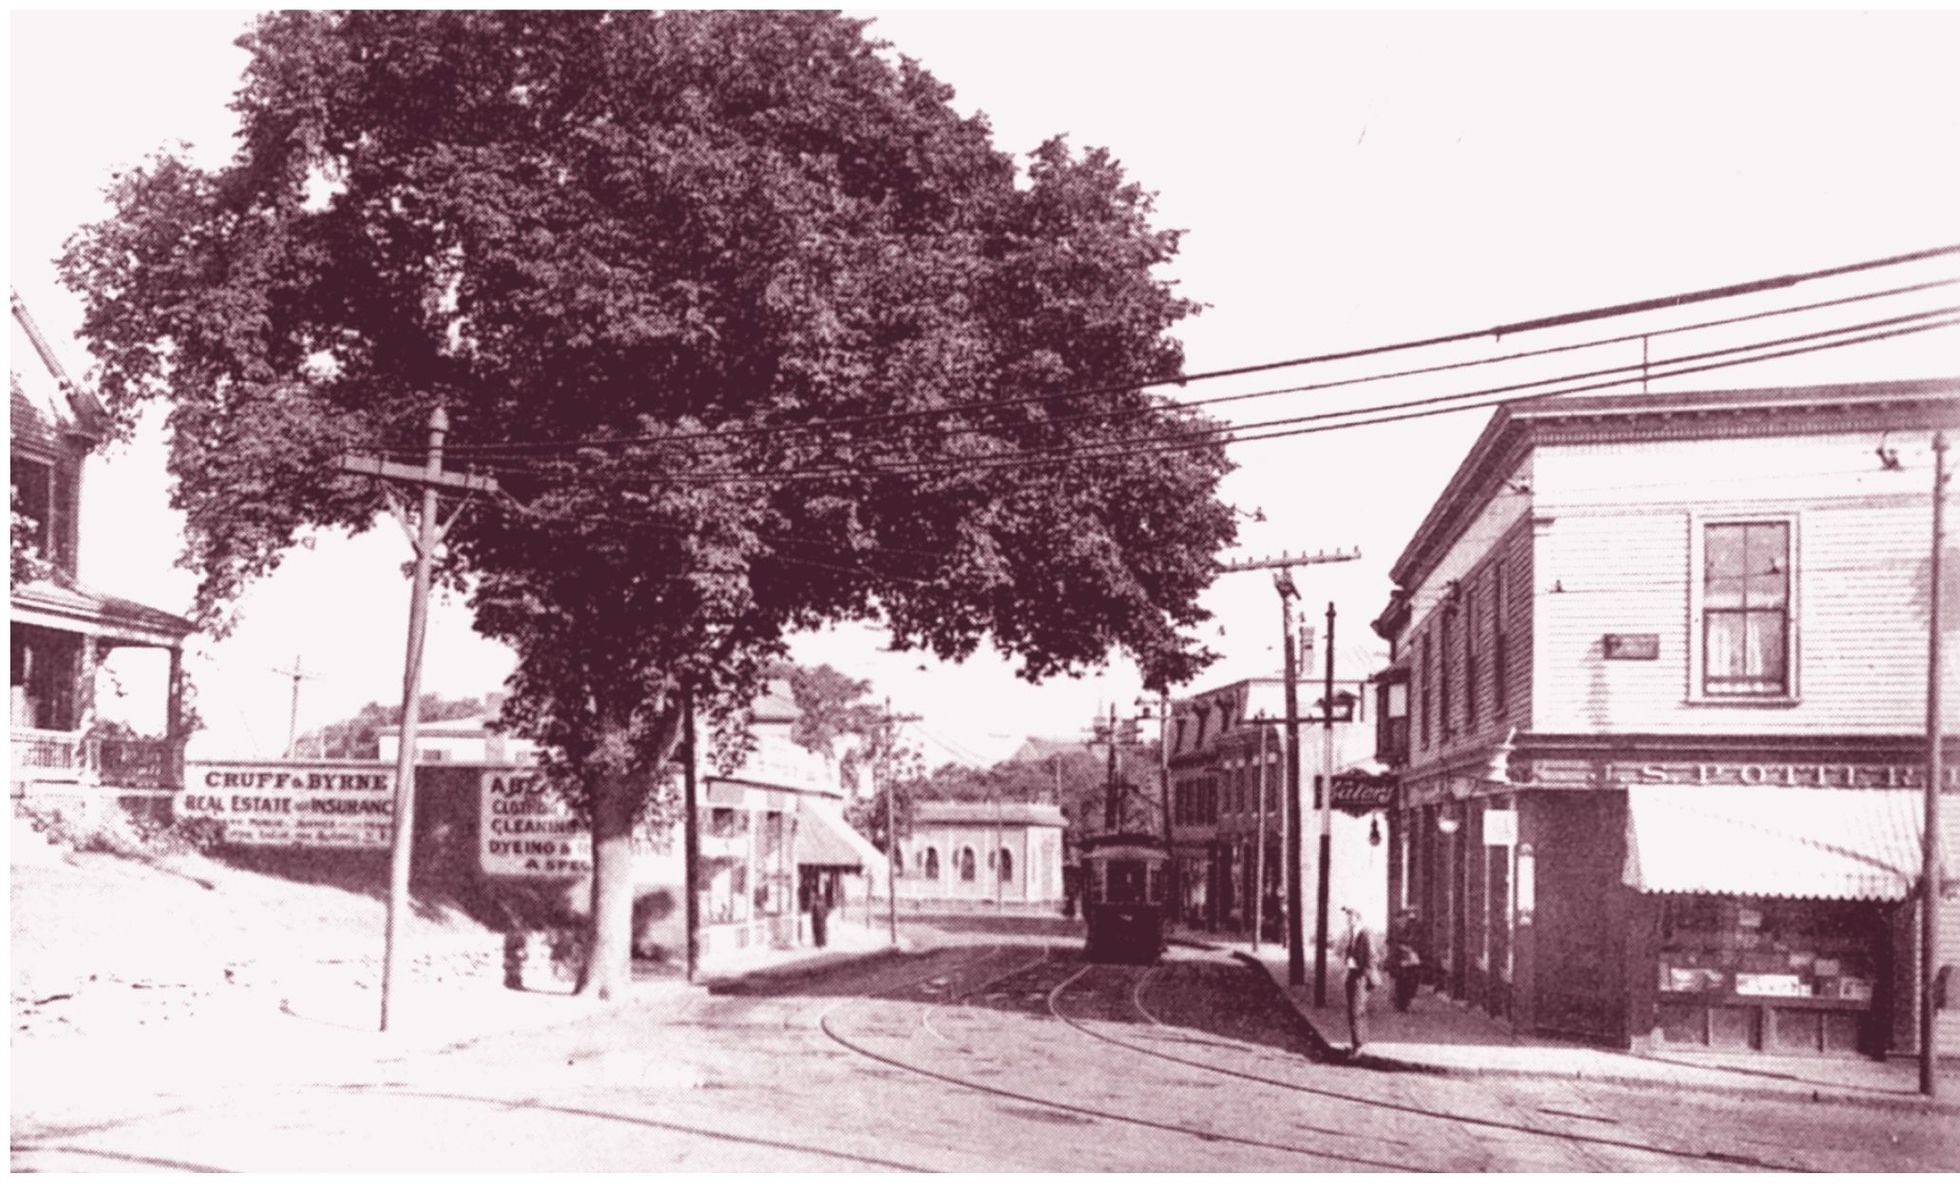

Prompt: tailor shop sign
[
  {"left": 180, "top": 763, "right": 395, "bottom": 848},
  {"left": 480, "top": 769, "right": 591, "bottom": 878}
]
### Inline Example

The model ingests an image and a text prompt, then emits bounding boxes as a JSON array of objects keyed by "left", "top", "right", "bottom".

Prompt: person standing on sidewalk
[
  {"left": 1387, "top": 908, "right": 1423, "bottom": 1012},
  {"left": 1342, "top": 906, "right": 1377, "bottom": 1058}
]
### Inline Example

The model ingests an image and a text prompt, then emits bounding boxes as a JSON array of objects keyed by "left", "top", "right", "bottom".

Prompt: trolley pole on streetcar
[{"left": 338, "top": 407, "right": 498, "bottom": 1032}]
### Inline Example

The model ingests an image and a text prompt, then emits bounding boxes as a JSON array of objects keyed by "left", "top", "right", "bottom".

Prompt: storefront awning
[
  {"left": 1623, "top": 786, "right": 1930, "bottom": 901},
  {"left": 795, "top": 798, "right": 884, "bottom": 871}
]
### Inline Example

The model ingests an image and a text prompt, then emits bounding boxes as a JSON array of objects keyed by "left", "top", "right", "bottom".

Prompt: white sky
[{"left": 10, "top": 7, "right": 1960, "bottom": 764}]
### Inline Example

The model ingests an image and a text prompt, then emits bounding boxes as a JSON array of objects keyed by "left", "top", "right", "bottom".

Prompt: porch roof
[{"left": 10, "top": 578, "right": 194, "bottom": 649}]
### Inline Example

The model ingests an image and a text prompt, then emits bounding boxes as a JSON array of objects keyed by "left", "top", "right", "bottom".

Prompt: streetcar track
[
  {"left": 1045, "top": 959, "right": 1810, "bottom": 1174},
  {"left": 816, "top": 948, "right": 1414, "bottom": 1171}
]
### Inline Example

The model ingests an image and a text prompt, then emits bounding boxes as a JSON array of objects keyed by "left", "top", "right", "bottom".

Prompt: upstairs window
[
  {"left": 958, "top": 846, "right": 977, "bottom": 882},
  {"left": 1463, "top": 581, "right": 1479, "bottom": 728},
  {"left": 1702, "top": 520, "right": 1793, "bottom": 697},
  {"left": 1492, "top": 561, "right": 1509, "bottom": 712},
  {"left": 1418, "top": 633, "right": 1433, "bottom": 749},
  {"left": 925, "top": 847, "right": 940, "bottom": 880},
  {"left": 998, "top": 848, "right": 1013, "bottom": 883}
]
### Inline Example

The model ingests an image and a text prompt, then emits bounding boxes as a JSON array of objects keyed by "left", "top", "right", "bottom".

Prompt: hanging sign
[
  {"left": 1326, "top": 773, "right": 1396, "bottom": 811},
  {"left": 179, "top": 762, "right": 395, "bottom": 848},
  {"left": 480, "top": 769, "right": 592, "bottom": 877},
  {"left": 1483, "top": 808, "right": 1518, "bottom": 847}
]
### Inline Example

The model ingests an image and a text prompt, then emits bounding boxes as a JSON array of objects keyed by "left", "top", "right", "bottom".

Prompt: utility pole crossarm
[
  {"left": 338, "top": 452, "right": 500, "bottom": 495},
  {"left": 1217, "top": 548, "right": 1361, "bottom": 574}
]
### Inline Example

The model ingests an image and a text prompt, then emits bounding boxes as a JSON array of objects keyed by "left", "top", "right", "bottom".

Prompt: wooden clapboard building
[
  {"left": 10, "top": 291, "right": 192, "bottom": 802},
  {"left": 1371, "top": 378, "right": 1959, "bottom": 1058}
]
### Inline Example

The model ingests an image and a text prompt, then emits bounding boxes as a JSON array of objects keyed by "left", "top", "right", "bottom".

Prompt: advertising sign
[
  {"left": 180, "top": 762, "right": 396, "bottom": 848},
  {"left": 480, "top": 769, "right": 591, "bottom": 877}
]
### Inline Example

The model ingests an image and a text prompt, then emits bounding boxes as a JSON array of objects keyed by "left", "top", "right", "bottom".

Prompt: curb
[
  {"left": 1230, "top": 949, "right": 1446, "bottom": 1074},
  {"left": 1231, "top": 951, "right": 1960, "bottom": 1115},
  {"left": 704, "top": 943, "right": 912, "bottom": 996}
]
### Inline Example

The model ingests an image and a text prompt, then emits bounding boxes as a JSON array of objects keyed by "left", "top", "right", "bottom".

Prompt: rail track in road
[
  {"left": 815, "top": 944, "right": 1417, "bottom": 1171},
  {"left": 807, "top": 948, "right": 1803, "bottom": 1176},
  {"left": 1041, "top": 956, "right": 1809, "bottom": 1173}
]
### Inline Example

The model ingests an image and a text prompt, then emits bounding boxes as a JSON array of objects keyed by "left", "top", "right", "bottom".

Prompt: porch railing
[{"left": 9, "top": 728, "right": 184, "bottom": 791}]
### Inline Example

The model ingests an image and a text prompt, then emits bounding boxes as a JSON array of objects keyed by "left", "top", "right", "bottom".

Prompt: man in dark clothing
[
  {"left": 1388, "top": 909, "right": 1423, "bottom": 1012},
  {"left": 810, "top": 885, "right": 830, "bottom": 949},
  {"left": 1342, "top": 906, "right": 1376, "bottom": 1058}
]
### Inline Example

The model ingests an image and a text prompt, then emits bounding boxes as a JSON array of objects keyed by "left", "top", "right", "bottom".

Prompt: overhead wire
[
  {"left": 421, "top": 243, "right": 1960, "bottom": 460},
  {"left": 468, "top": 308, "right": 1959, "bottom": 486}
]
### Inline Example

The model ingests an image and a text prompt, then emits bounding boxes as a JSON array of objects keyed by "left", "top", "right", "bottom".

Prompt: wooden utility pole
[
  {"left": 1924, "top": 430, "right": 1947, "bottom": 1098},
  {"left": 1211, "top": 547, "right": 1360, "bottom": 990},
  {"left": 875, "top": 698, "right": 922, "bottom": 946},
  {"left": 1314, "top": 601, "right": 1337, "bottom": 1008},
  {"left": 1276, "top": 570, "right": 1308, "bottom": 988},
  {"left": 272, "top": 654, "right": 318, "bottom": 758},
  {"left": 338, "top": 408, "right": 497, "bottom": 1032},
  {"left": 1153, "top": 691, "right": 1175, "bottom": 915},
  {"left": 683, "top": 684, "right": 701, "bottom": 985}
]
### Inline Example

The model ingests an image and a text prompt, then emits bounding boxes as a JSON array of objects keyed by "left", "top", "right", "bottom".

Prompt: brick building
[{"left": 1372, "top": 378, "right": 1959, "bottom": 1058}]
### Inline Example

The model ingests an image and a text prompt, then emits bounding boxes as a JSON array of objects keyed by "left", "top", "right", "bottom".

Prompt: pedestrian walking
[
  {"left": 1342, "top": 906, "right": 1376, "bottom": 1058},
  {"left": 1388, "top": 908, "right": 1423, "bottom": 1013}
]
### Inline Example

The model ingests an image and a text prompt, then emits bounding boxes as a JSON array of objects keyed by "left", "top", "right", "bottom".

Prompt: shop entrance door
[{"left": 1530, "top": 794, "right": 1628, "bottom": 1044}]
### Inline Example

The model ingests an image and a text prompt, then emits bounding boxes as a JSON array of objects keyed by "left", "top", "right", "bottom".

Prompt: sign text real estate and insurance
[{"left": 180, "top": 762, "right": 396, "bottom": 848}]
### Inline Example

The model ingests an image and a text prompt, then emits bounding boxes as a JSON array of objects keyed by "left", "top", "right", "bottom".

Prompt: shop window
[
  {"left": 1418, "top": 634, "right": 1432, "bottom": 749},
  {"left": 1492, "top": 561, "right": 1509, "bottom": 712},
  {"left": 924, "top": 847, "right": 940, "bottom": 879},
  {"left": 1697, "top": 519, "right": 1795, "bottom": 698},
  {"left": 998, "top": 848, "right": 1013, "bottom": 883},
  {"left": 958, "top": 847, "right": 976, "bottom": 882},
  {"left": 1439, "top": 604, "right": 1456, "bottom": 739}
]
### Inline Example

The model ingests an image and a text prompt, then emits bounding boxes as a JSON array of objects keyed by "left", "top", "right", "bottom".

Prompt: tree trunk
[{"left": 577, "top": 764, "right": 640, "bottom": 999}]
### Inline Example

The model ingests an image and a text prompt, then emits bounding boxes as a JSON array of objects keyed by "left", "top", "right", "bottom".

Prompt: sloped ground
[{"left": 10, "top": 807, "right": 550, "bottom": 1043}]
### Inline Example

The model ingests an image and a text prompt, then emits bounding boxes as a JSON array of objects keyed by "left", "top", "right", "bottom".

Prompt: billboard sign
[
  {"left": 180, "top": 762, "right": 395, "bottom": 848},
  {"left": 480, "top": 769, "right": 591, "bottom": 877}
]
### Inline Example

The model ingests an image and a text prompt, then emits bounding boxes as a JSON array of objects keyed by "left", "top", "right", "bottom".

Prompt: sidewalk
[{"left": 1221, "top": 939, "right": 1960, "bottom": 1111}]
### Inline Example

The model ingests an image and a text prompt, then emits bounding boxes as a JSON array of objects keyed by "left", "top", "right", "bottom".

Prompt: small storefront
[
  {"left": 1651, "top": 894, "right": 1889, "bottom": 1054},
  {"left": 1622, "top": 784, "right": 1919, "bottom": 1057},
  {"left": 1394, "top": 749, "right": 1950, "bottom": 1060},
  {"left": 698, "top": 778, "right": 800, "bottom": 955}
]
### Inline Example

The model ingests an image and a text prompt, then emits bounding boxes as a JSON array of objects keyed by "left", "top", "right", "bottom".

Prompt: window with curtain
[
  {"left": 925, "top": 847, "right": 940, "bottom": 880},
  {"left": 998, "top": 848, "right": 1013, "bottom": 883},
  {"left": 1703, "top": 520, "right": 1791, "bottom": 696},
  {"left": 959, "top": 847, "right": 976, "bottom": 882}
]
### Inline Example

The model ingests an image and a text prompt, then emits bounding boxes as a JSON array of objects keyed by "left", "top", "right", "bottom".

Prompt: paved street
[{"left": 12, "top": 932, "right": 1959, "bottom": 1172}]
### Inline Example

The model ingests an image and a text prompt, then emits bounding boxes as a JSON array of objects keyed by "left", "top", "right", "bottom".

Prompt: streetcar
[{"left": 1080, "top": 832, "right": 1172, "bottom": 962}]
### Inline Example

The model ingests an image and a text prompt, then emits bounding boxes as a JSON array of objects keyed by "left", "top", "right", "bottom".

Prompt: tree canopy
[{"left": 59, "top": 10, "right": 1236, "bottom": 994}]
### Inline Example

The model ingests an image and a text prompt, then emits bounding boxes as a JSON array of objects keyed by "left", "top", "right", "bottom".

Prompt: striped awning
[
  {"left": 795, "top": 798, "right": 884, "bottom": 871},
  {"left": 1622, "top": 786, "right": 1931, "bottom": 901}
]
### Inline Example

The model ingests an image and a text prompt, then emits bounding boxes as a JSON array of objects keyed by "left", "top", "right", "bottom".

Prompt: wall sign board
[{"left": 180, "top": 762, "right": 395, "bottom": 848}]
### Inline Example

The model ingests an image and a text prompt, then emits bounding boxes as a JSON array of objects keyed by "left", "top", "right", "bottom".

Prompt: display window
[{"left": 1654, "top": 894, "right": 1883, "bottom": 1054}]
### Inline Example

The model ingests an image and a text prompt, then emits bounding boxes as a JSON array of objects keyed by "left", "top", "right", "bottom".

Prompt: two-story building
[
  {"left": 11, "top": 291, "right": 192, "bottom": 806},
  {"left": 1372, "top": 378, "right": 1959, "bottom": 1059},
  {"left": 1169, "top": 676, "right": 1383, "bottom": 939}
]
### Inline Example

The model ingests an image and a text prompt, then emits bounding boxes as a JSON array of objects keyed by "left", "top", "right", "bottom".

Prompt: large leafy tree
[{"left": 59, "top": 10, "right": 1235, "bottom": 997}]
